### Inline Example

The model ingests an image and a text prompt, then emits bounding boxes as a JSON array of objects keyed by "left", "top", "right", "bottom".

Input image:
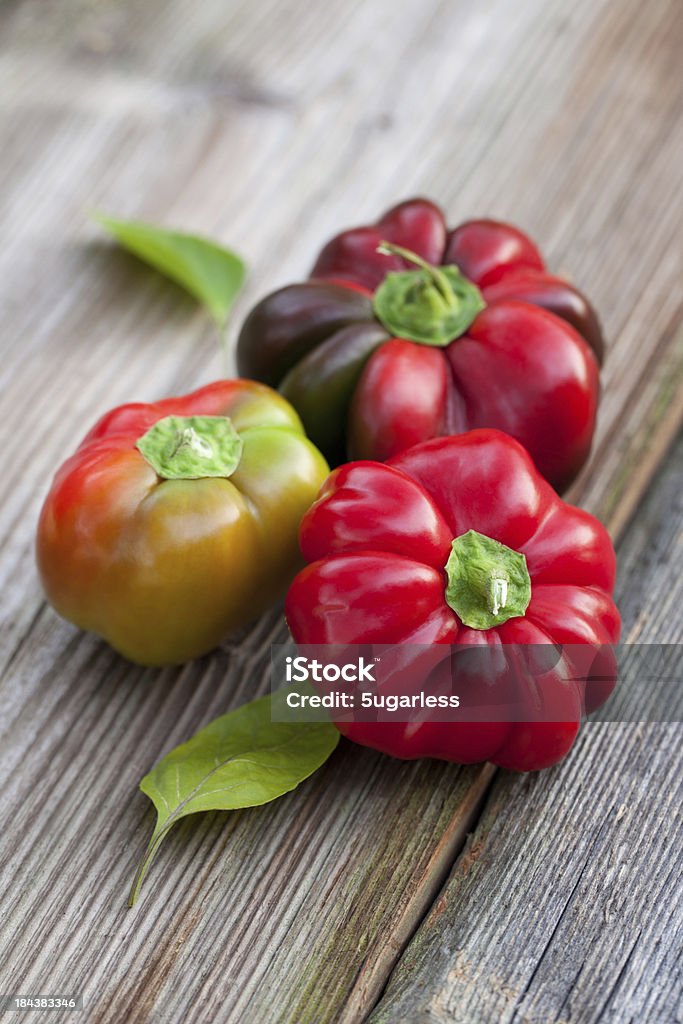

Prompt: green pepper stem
[
  {"left": 372, "top": 247, "right": 485, "bottom": 348},
  {"left": 376, "top": 241, "right": 457, "bottom": 307},
  {"left": 136, "top": 415, "right": 244, "bottom": 480},
  {"left": 463, "top": 565, "right": 510, "bottom": 614},
  {"left": 444, "top": 530, "right": 531, "bottom": 630},
  {"left": 168, "top": 426, "right": 212, "bottom": 460}
]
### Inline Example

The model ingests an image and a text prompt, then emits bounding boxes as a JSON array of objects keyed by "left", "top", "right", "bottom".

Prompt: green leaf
[
  {"left": 93, "top": 212, "right": 247, "bottom": 326},
  {"left": 128, "top": 686, "right": 339, "bottom": 906}
]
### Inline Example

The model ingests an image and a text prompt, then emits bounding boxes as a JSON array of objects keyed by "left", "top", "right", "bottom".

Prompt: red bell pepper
[
  {"left": 237, "top": 198, "right": 603, "bottom": 492},
  {"left": 285, "top": 430, "right": 620, "bottom": 771}
]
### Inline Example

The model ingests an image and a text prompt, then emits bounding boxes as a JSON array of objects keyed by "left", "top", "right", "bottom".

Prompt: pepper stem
[
  {"left": 372, "top": 243, "right": 485, "bottom": 348},
  {"left": 136, "top": 415, "right": 244, "bottom": 480},
  {"left": 376, "top": 241, "right": 457, "bottom": 306},
  {"left": 490, "top": 577, "right": 509, "bottom": 616},
  {"left": 445, "top": 530, "right": 531, "bottom": 630}
]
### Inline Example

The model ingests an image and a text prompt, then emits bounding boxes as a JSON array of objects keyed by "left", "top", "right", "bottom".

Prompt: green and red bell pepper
[
  {"left": 37, "top": 380, "right": 329, "bottom": 666},
  {"left": 237, "top": 198, "right": 603, "bottom": 492}
]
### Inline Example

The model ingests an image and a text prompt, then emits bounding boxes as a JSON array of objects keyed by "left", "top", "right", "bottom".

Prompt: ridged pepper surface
[
  {"left": 238, "top": 199, "right": 603, "bottom": 492},
  {"left": 285, "top": 430, "right": 620, "bottom": 771}
]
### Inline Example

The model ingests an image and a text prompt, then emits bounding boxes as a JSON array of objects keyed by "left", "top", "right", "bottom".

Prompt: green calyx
[
  {"left": 445, "top": 530, "right": 531, "bottom": 630},
  {"left": 137, "top": 415, "right": 244, "bottom": 480},
  {"left": 372, "top": 241, "right": 485, "bottom": 346}
]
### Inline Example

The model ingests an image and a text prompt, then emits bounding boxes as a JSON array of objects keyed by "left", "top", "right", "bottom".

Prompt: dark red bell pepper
[
  {"left": 237, "top": 199, "right": 604, "bottom": 492},
  {"left": 285, "top": 430, "right": 620, "bottom": 771}
]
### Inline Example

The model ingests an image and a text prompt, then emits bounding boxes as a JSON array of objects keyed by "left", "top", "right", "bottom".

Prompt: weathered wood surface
[
  {"left": 370, "top": 435, "right": 683, "bottom": 1024},
  {"left": 0, "top": 0, "right": 681, "bottom": 1021}
]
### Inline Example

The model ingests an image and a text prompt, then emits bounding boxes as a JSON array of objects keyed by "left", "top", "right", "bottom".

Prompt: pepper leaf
[
  {"left": 93, "top": 213, "right": 247, "bottom": 326},
  {"left": 128, "top": 686, "right": 339, "bottom": 906}
]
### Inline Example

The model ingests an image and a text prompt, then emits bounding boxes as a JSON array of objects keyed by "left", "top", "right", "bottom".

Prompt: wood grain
[
  {"left": 0, "top": 0, "right": 681, "bottom": 1020},
  {"left": 370, "top": 436, "right": 683, "bottom": 1024}
]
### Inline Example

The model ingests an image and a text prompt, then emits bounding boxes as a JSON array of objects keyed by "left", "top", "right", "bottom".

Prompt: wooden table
[{"left": 1, "top": 0, "right": 681, "bottom": 1020}]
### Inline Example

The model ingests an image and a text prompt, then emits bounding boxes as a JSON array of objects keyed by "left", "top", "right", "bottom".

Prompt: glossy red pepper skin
[
  {"left": 285, "top": 430, "right": 621, "bottom": 771},
  {"left": 37, "top": 380, "right": 329, "bottom": 666},
  {"left": 237, "top": 199, "right": 603, "bottom": 493}
]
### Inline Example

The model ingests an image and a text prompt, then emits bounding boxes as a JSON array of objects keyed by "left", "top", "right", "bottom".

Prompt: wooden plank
[
  {"left": 0, "top": 0, "right": 681, "bottom": 1021},
  {"left": 369, "top": 434, "right": 683, "bottom": 1024}
]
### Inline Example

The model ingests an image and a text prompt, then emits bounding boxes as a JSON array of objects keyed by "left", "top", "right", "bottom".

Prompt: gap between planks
[{"left": 333, "top": 417, "right": 683, "bottom": 1023}]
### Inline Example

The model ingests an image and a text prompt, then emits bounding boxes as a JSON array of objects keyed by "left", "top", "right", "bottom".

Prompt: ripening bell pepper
[
  {"left": 37, "top": 380, "right": 329, "bottom": 666},
  {"left": 285, "top": 429, "right": 621, "bottom": 771},
  {"left": 237, "top": 198, "right": 604, "bottom": 492}
]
